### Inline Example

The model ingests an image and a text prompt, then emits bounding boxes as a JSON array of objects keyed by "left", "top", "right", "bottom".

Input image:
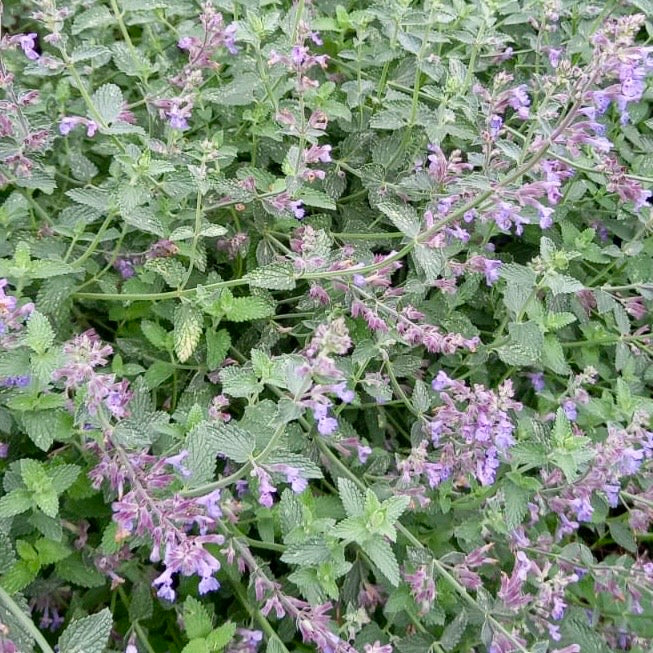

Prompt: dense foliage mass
[{"left": 0, "top": 0, "right": 652, "bottom": 651}]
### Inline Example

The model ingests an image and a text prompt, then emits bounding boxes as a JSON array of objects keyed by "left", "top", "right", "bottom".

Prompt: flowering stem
[
  {"left": 226, "top": 572, "right": 291, "bottom": 653},
  {"left": 0, "top": 586, "right": 55, "bottom": 653},
  {"left": 313, "top": 436, "right": 531, "bottom": 653},
  {"left": 181, "top": 421, "right": 287, "bottom": 498},
  {"left": 76, "top": 80, "right": 588, "bottom": 303}
]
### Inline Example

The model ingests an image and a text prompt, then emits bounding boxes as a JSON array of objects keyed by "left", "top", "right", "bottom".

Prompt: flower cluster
[{"left": 90, "top": 441, "right": 225, "bottom": 601}]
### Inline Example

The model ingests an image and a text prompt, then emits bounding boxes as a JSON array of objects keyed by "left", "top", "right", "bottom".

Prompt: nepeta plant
[{"left": 0, "top": 0, "right": 652, "bottom": 651}]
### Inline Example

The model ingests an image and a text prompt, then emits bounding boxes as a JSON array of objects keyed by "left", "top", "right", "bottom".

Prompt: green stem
[
  {"left": 181, "top": 422, "right": 287, "bottom": 498},
  {"left": 0, "top": 586, "right": 55, "bottom": 653},
  {"left": 313, "top": 438, "right": 530, "bottom": 653}
]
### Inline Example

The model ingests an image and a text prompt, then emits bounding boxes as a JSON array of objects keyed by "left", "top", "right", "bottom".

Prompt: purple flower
[
  {"left": 318, "top": 416, "right": 338, "bottom": 435},
  {"left": 59, "top": 116, "right": 98, "bottom": 138},
  {"left": 15, "top": 33, "right": 40, "bottom": 60},
  {"left": 467, "top": 255, "right": 502, "bottom": 286},
  {"left": 165, "top": 450, "right": 192, "bottom": 478},
  {"left": 431, "top": 371, "right": 453, "bottom": 392},
  {"left": 114, "top": 258, "right": 135, "bottom": 279},
  {"left": 489, "top": 114, "right": 503, "bottom": 137},
  {"left": 547, "top": 48, "right": 562, "bottom": 68},
  {"left": 251, "top": 465, "right": 277, "bottom": 507},
  {"left": 526, "top": 372, "right": 545, "bottom": 393},
  {"left": 562, "top": 399, "right": 577, "bottom": 421}
]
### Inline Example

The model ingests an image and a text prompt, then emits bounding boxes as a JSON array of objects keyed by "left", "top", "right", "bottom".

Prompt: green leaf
[
  {"left": 49, "top": 464, "right": 81, "bottom": 494},
  {"left": 0, "top": 489, "right": 33, "bottom": 519},
  {"left": 497, "top": 322, "right": 543, "bottom": 367},
  {"left": 206, "top": 622, "right": 236, "bottom": 651},
  {"left": 129, "top": 582, "right": 154, "bottom": 622},
  {"left": 206, "top": 329, "right": 230, "bottom": 370},
  {"left": 144, "top": 360, "right": 175, "bottom": 389},
  {"left": 58, "top": 608, "right": 113, "bottom": 653},
  {"left": 72, "top": 5, "right": 113, "bottom": 34},
  {"left": 141, "top": 320, "right": 169, "bottom": 350},
  {"left": 55, "top": 553, "right": 106, "bottom": 588},
  {"left": 91, "top": 83, "right": 124, "bottom": 126},
  {"left": 608, "top": 520, "right": 637, "bottom": 554},
  {"left": 245, "top": 263, "right": 296, "bottom": 290},
  {"left": 541, "top": 334, "right": 570, "bottom": 375},
  {"left": 183, "top": 640, "right": 210, "bottom": 653},
  {"left": 210, "top": 422, "right": 256, "bottom": 463},
  {"left": 21, "top": 460, "right": 58, "bottom": 516},
  {"left": 25, "top": 311, "right": 55, "bottom": 354},
  {"left": 297, "top": 187, "right": 336, "bottom": 210},
  {"left": 223, "top": 296, "right": 275, "bottom": 322},
  {"left": 174, "top": 304, "right": 203, "bottom": 363},
  {"left": 22, "top": 412, "right": 56, "bottom": 451},
  {"left": 218, "top": 366, "right": 262, "bottom": 398},
  {"left": 365, "top": 538, "right": 400, "bottom": 586},
  {"left": 1, "top": 559, "right": 40, "bottom": 593},
  {"left": 504, "top": 481, "right": 529, "bottom": 531},
  {"left": 338, "top": 478, "right": 365, "bottom": 517},
  {"left": 34, "top": 538, "right": 71, "bottom": 565},
  {"left": 185, "top": 421, "right": 220, "bottom": 486},
  {"left": 65, "top": 187, "right": 111, "bottom": 211},
  {"left": 184, "top": 596, "right": 213, "bottom": 639},
  {"left": 377, "top": 200, "right": 420, "bottom": 237},
  {"left": 440, "top": 608, "right": 468, "bottom": 651},
  {"left": 544, "top": 273, "right": 584, "bottom": 295},
  {"left": 123, "top": 207, "right": 166, "bottom": 236}
]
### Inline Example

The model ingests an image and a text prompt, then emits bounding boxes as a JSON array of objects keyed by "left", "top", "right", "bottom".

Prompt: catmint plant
[{"left": 0, "top": 0, "right": 651, "bottom": 652}]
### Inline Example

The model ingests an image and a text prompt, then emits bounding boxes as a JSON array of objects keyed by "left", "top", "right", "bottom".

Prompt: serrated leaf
[
  {"left": 70, "top": 44, "right": 111, "bottom": 62},
  {"left": 91, "top": 83, "right": 124, "bottom": 126},
  {"left": 206, "top": 622, "right": 236, "bottom": 651},
  {"left": 66, "top": 187, "right": 111, "bottom": 211},
  {"left": 25, "top": 311, "right": 55, "bottom": 354},
  {"left": 545, "top": 273, "right": 584, "bottom": 295},
  {"left": 218, "top": 366, "right": 262, "bottom": 398},
  {"left": 49, "top": 464, "right": 81, "bottom": 494},
  {"left": 22, "top": 412, "right": 55, "bottom": 451},
  {"left": 129, "top": 582, "right": 154, "bottom": 621},
  {"left": 223, "top": 296, "right": 275, "bottom": 322},
  {"left": 174, "top": 304, "right": 203, "bottom": 363},
  {"left": 377, "top": 200, "right": 420, "bottom": 237},
  {"left": 185, "top": 421, "right": 220, "bottom": 487},
  {"left": 281, "top": 538, "right": 332, "bottom": 566},
  {"left": 141, "top": 320, "right": 169, "bottom": 350},
  {"left": 183, "top": 639, "right": 210, "bottom": 653},
  {"left": 144, "top": 360, "right": 174, "bottom": 389},
  {"left": 541, "top": 334, "right": 570, "bottom": 375},
  {"left": 184, "top": 596, "right": 213, "bottom": 639},
  {"left": 245, "top": 263, "right": 296, "bottom": 290},
  {"left": 365, "top": 538, "right": 400, "bottom": 586},
  {"left": 34, "top": 538, "right": 71, "bottom": 565},
  {"left": 497, "top": 322, "right": 543, "bottom": 367},
  {"left": 1, "top": 559, "right": 40, "bottom": 593},
  {"left": 58, "top": 608, "right": 113, "bottom": 653},
  {"left": 55, "top": 553, "right": 106, "bottom": 588},
  {"left": 504, "top": 481, "right": 529, "bottom": 531},
  {"left": 500, "top": 264, "right": 536, "bottom": 287},
  {"left": 441, "top": 608, "right": 468, "bottom": 651},
  {"left": 206, "top": 329, "right": 230, "bottom": 370},
  {"left": 608, "top": 520, "right": 637, "bottom": 554},
  {"left": 210, "top": 422, "right": 257, "bottom": 463},
  {"left": 0, "top": 489, "right": 33, "bottom": 519},
  {"left": 123, "top": 207, "right": 165, "bottom": 236},
  {"left": 338, "top": 478, "right": 365, "bottom": 518}
]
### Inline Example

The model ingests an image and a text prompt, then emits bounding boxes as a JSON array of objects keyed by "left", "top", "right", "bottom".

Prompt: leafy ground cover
[{"left": 0, "top": 0, "right": 653, "bottom": 651}]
